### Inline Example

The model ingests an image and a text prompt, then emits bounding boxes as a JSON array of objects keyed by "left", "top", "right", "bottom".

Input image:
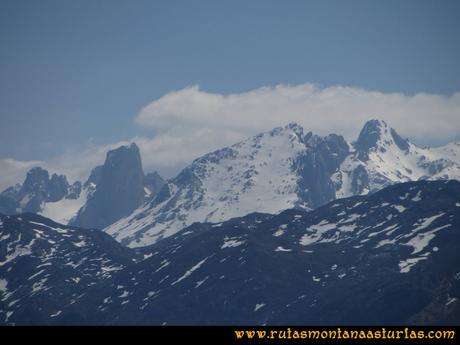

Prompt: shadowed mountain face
[
  {"left": 1, "top": 180, "right": 459, "bottom": 325},
  {"left": 106, "top": 120, "right": 460, "bottom": 248},
  {"left": 71, "top": 144, "right": 147, "bottom": 229}
]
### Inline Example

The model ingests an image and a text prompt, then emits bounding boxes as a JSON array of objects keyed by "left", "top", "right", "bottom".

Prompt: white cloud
[
  {"left": 2, "top": 83, "right": 460, "bottom": 191},
  {"left": 136, "top": 83, "right": 460, "bottom": 144}
]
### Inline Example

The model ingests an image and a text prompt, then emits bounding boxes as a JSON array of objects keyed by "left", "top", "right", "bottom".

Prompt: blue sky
[{"left": 0, "top": 0, "right": 459, "bottom": 184}]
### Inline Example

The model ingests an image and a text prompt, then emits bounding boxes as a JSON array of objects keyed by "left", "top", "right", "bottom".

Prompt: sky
[{"left": 1, "top": 0, "right": 460, "bottom": 189}]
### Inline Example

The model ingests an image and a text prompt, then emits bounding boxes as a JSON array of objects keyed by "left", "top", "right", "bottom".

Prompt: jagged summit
[
  {"left": 283, "top": 122, "right": 305, "bottom": 137},
  {"left": 355, "top": 119, "right": 409, "bottom": 158},
  {"left": 355, "top": 119, "right": 387, "bottom": 152},
  {"left": 0, "top": 166, "right": 80, "bottom": 215},
  {"left": 106, "top": 143, "right": 140, "bottom": 164}
]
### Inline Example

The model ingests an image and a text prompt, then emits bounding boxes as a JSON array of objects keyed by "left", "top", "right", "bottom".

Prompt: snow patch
[
  {"left": 275, "top": 246, "right": 292, "bottom": 252},
  {"left": 171, "top": 256, "right": 211, "bottom": 285},
  {"left": 399, "top": 257, "right": 428, "bottom": 273},
  {"left": 393, "top": 205, "right": 406, "bottom": 213},
  {"left": 446, "top": 297, "right": 458, "bottom": 306},
  {"left": 254, "top": 303, "right": 266, "bottom": 312},
  {"left": 221, "top": 237, "right": 245, "bottom": 249},
  {"left": 195, "top": 276, "right": 209, "bottom": 288},
  {"left": 412, "top": 191, "right": 422, "bottom": 202}
]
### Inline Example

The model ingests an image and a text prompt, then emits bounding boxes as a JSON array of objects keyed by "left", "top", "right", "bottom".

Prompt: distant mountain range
[
  {"left": 1, "top": 180, "right": 459, "bottom": 325},
  {"left": 2, "top": 120, "right": 459, "bottom": 248},
  {"left": 0, "top": 144, "right": 165, "bottom": 229},
  {"left": 104, "top": 120, "right": 460, "bottom": 247}
]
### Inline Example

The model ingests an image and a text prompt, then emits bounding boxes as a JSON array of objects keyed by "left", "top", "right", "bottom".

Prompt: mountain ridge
[{"left": 105, "top": 120, "right": 460, "bottom": 247}]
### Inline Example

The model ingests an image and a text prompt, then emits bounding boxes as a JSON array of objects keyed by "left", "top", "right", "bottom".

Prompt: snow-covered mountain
[
  {"left": 1, "top": 180, "right": 459, "bottom": 325},
  {"left": 106, "top": 120, "right": 460, "bottom": 247},
  {"left": 334, "top": 119, "right": 460, "bottom": 198},
  {"left": 0, "top": 143, "right": 165, "bottom": 227}
]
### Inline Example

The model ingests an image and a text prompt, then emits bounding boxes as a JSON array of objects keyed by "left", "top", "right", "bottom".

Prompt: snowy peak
[
  {"left": 355, "top": 119, "right": 387, "bottom": 150},
  {"left": 106, "top": 124, "right": 352, "bottom": 247},
  {"left": 335, "top": 119, "right": 460, "bottom": 198},
  {"left": 355, "top": 119, "right": 409, "bottom": 159}
]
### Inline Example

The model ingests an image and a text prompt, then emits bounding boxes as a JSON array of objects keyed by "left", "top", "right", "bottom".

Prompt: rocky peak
[
  {"left": 48, "top": 173, "right": 70, "bottom": 202},
  {"left": 18, "top": 167, "right": 50, "bottom": 197},
  {"left": 355, "top": 119, "right": 387, "bottom": 153},
  {"left": 71, "top": 143, "right": 146, "bottom": 229},
  {"left": 105, "top": 143, "right": 141, "bottom": 167},
  {"left": 4, "top": 167, "right": 71, "bottom": 213},
  {"left": 0, "top": 166, "right": 83, "bottom": 216}
]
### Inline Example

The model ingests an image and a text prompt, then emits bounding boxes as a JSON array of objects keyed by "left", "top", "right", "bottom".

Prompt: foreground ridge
[{"left": 1, "top": 180, "right": 459, "bottom": 325}]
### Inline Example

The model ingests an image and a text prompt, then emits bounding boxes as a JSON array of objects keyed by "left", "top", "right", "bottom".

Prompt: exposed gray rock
[
  {"left": 71, "top": 143, "right": 146, "bottom": 229},
  {"left": 295, "top": 134, "right": 350, "bottom": 209},
  {"left": 48, "top": 174, "right": 70, "bottom": 202}
]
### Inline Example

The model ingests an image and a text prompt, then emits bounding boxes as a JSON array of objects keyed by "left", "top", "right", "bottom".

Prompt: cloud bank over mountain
[{"left": 136, "top": 83, "right": 460, "bottom": 143}]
